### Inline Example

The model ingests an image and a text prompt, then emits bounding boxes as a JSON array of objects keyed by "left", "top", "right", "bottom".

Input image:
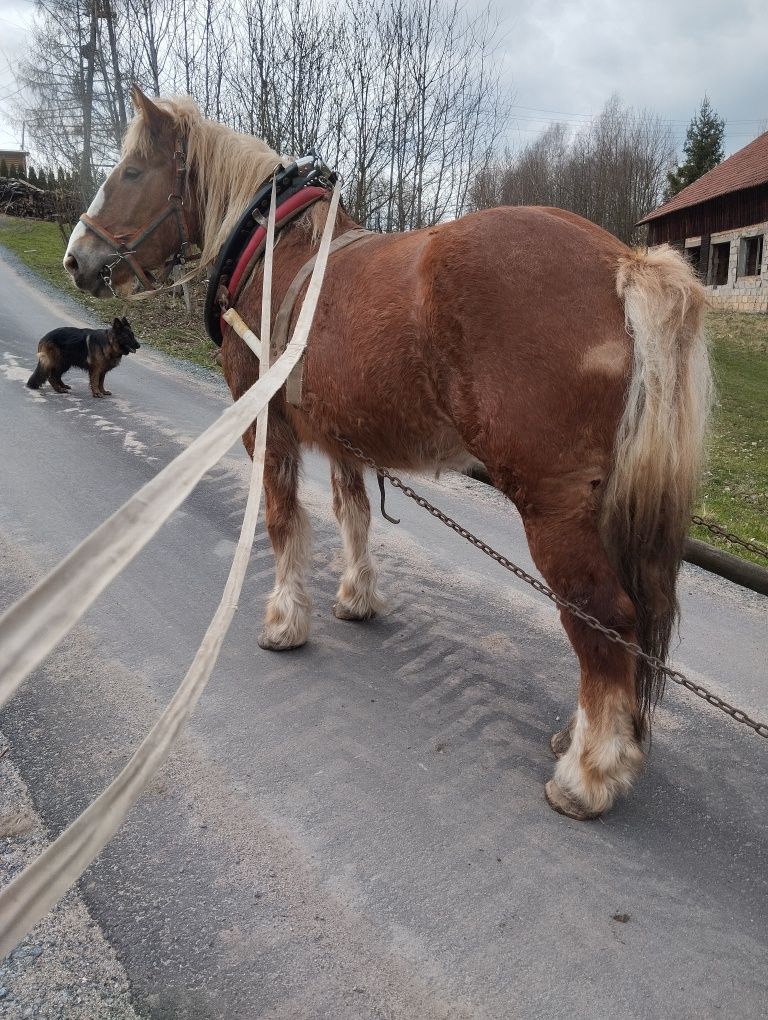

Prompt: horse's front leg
[
  {"left": 330, "top": 459, "right": 385, "bottom": 622},
  {"left": 254, "top": 416, "right": 312, "bottom": 651}
]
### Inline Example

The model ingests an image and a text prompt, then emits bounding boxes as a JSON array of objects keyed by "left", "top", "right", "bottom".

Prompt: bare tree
[
  {"left": 470, "top": 96, "right": 674, "bottom": 245},
  {"left": 16, "top": 0, "right": 506, "bottom": 230},
  {"left": 16, "top": 0, "right": 130, "bottom": 199}
]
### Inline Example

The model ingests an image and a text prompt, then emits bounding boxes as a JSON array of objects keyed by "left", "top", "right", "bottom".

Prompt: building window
[
  {"left": 686, "top": 246, "right": 702, "bottom": 276},
  {"left": 738, "top": 234, "right": 764, "bottom": 278},
  {"left": 711, "top": 242, "right": 730, "bottom": 286}
]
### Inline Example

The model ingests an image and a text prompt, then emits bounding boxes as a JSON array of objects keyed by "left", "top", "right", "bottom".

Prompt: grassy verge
[
  {"left": 1, "top": 215, "right": 766, "bottom": 567},
  {"left": 694, "top": 312, "right": 768, "bottom": 566},
  {"left": 0, "top": 214, "right": 214, "bottom": 370}
]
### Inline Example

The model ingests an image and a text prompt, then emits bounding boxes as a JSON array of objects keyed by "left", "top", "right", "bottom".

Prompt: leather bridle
[{"left": 79, "top": 136, "right": 192, "bottom": 295}]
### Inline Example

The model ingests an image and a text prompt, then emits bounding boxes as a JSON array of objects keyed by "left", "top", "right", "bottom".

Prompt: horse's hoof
[
  {"left": 257, "top": 631, "right": 306, "bottom": 652},
  {"left": 333, "top": 600, "right": 376, "bottom": 622},
  {"left": 258, "top": 616, "right": 308, "bottom": 651},
  {"left": 544, "top": 780, "right": 600, "bottom": 821},
  {"left": 550, "top": 720, "right": 574, "bottom": 759}
]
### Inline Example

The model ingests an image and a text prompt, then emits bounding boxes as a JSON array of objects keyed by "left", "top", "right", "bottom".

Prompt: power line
[
  {"left": 0, "top": 85, "right": 27, "bottom": 103},
  {"left": 510, "top": 104, "right": 767, "bottom": 127}
]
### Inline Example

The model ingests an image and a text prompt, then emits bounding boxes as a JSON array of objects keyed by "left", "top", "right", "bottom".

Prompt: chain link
[
  {"left": 690, "top": 515, "right": 768, "bottom": 562},
  {"left": 334, "top": 435, "right": 768, "bottom": 741}
]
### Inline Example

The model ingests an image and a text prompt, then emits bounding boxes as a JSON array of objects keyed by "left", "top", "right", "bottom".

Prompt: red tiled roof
[{"left": 638, "top": 130, "right": 768, "bottom": 224}]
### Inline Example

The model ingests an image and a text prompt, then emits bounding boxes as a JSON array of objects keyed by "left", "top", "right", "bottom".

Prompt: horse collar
[{"left": 203, "top": 155, "right": 337, "bottom": 347}]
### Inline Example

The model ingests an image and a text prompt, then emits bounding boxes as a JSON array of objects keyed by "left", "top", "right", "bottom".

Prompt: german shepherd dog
[{"left": 27, "top": 317, "right": 140, "bottom": 397}]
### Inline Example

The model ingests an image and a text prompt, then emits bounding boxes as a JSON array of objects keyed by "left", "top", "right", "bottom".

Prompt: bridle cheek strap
[{"left": 78, "top": 139, "right": 191, "bottom": 293}]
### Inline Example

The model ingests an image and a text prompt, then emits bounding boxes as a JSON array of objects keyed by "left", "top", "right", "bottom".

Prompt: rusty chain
[
  {"left": 334, "top": 436, "right": 768, "bottom": 741},
  {"left": 690, "top": 515, "right": 768, "bottom": 562}
]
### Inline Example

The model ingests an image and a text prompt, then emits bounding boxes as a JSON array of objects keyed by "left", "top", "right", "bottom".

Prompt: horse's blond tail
[{"left": 603, "top": 245, "right": 712, "bottom": 727}]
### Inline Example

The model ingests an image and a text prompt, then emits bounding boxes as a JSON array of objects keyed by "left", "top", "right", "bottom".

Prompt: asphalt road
[{"left": 0, "top": 246, "right": 766, "bottom": 1020}]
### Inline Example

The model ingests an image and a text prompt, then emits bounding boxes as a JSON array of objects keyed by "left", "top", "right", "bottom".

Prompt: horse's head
[{"left": 64, "top": 87, "right": 193, "bottom": 297}]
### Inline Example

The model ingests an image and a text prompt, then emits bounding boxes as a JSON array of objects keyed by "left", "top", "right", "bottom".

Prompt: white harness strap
[
  {"left": 224, "top": 227, "right": 374, "bottom": 407},
  {"left": 0, "top": 178, "right": 343, "bottom": 958},
  {"left": 271, "top": 227, "right": 374, "bottom": 405}
]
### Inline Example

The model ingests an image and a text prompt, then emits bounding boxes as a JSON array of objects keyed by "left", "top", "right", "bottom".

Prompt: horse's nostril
[{"left": 63, "top": 253, "right": 78, "bottom": 274}]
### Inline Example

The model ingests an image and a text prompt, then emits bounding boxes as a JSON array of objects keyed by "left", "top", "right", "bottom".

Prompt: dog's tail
[{"left": 27, "top": 353, "right": 50, "bottom": 389}]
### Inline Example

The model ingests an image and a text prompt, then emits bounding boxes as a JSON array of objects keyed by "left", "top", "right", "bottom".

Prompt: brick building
[{"left": 637, "top": 132, "right": 768, "bottom": 312}]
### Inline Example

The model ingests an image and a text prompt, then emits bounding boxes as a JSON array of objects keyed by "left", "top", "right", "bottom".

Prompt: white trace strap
[
  {"left": 0, "top": 177, "right": 341, "bottom": 957},
  {"left": 222, "top": 307, "right": 261, "bottom": 359}
]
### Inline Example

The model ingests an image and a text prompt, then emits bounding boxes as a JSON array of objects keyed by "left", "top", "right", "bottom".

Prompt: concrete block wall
[{"left": 699, "top": 220, "right": 768, "bottom": 313}]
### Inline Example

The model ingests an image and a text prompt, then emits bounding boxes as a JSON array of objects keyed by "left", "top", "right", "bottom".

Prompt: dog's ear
[
  {"left": 112, "top": 317, "right": 122, "bottom": 331},
  {"left": 122, "top": 316, "right": 130, "bottom": 326}
]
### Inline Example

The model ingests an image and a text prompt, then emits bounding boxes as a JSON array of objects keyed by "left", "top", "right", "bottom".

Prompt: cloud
[
  {"left": 495, "top": 0, "right": 768, "bottom": 156},
  {"left": 0, "top": 0, "right": 765, "bottom": 155},
  {"left": 0, "top": 0, "right": 34, "bottom": 148}
]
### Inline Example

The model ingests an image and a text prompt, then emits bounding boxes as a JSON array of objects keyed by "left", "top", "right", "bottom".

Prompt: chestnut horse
[{"left": 64, "top": 89, "right": 711, "bottom": 820}]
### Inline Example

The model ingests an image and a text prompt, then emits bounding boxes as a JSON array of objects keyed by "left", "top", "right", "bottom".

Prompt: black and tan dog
[{"left": 27, "top": 317, "right": 140, "bottom": 397}]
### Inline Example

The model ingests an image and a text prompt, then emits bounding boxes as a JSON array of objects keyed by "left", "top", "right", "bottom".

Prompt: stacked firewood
[{"left": 0, "top": 177, "right": 76, "bottom": 220}]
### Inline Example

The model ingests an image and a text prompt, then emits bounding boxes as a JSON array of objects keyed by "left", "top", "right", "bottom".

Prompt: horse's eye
[{"left": 123, "top": 167, "right": 142, "bottom": 180}]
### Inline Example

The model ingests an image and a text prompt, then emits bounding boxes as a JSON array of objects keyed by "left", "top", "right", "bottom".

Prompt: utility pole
[
  {"left": 103, "top": 0, "right": 127, "bottom": 139},
  {"left": 80, "top": 0, "right": 98, "bottom": 204}
]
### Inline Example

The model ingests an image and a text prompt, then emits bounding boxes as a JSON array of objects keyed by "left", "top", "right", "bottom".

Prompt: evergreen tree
[
  {"left": 666, "top": 96, "right": 725, "bottom": 198},
  {"left": 0, "top": 158, "right": 8, "bottom": 178},
  {"left": 28, "top": 166, "right": 38, "bottom": 186}
]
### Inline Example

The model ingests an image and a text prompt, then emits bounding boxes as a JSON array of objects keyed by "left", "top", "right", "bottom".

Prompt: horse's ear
[{"left": 130, "top": 85, "right": 172, "bottom": 137}]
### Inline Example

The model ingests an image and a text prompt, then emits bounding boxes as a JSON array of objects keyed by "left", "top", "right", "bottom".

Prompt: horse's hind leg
[
  {"left": 251, "top": 414, "right": 312, "bottom": 651},
  {"left": 518, "top": 490, "right": 644, "bottom": 819},
  {"left": 330, "top": 459, "right": 384, "bottom": 621}
]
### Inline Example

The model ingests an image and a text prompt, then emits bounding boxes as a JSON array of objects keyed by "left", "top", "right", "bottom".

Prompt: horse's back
[
  {"left": 415, "top": 207, "right": 632, "bottom": 465},
  {"left": 302, "top": 204, "right": 633, "bottom": 473}
]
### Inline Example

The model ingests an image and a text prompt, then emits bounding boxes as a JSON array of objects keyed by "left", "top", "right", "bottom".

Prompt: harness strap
[
  {"left": 221, "top": 227, "right": 375, "bottom": 407},
  {"left": 220, "top": 186, "right": 329, "bottom": 320},
  {"left": 271, "top": 228, "right": 375, "bottom": 405}
]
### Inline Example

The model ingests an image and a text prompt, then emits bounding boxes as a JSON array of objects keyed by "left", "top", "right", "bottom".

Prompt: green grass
[
  {"left": 694, "top": 312, "right": 768, "bottom": 566},
  {"left": 1, "top": 215, "right": 766, "bottom": 567},
  {"left": 0, "top": 214, "right": 215, "bottom": 370}
]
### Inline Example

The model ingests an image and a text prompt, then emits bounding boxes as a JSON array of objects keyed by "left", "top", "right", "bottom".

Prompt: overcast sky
[{"left": 1, "top": 0, "right": 766, "bottom": 158}]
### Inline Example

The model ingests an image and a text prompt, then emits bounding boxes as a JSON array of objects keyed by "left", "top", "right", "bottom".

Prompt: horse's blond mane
[{"left": 123, "top": 96, "right": 287, "bottom": 267}]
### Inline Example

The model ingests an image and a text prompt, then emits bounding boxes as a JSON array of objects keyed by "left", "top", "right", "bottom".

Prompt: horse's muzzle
[
  {"left": 62, "top": 252, "right": 111, "bottom": 297},
  {"left": 63, "top": 228, "right": 120, "bottom": 297}
]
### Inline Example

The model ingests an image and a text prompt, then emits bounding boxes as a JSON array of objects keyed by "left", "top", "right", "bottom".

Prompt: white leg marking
[
  {"left": 333, "top": 478, "right": 384, "bottom": 621},
  {"left": 550, "top": 693, "right": 644, "bottom": 816},
  {"left": 260, "top": 503, "right": 312, "bottom": 650}
]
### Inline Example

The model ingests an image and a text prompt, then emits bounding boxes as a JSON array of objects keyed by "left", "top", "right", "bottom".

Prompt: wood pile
[{"left": 0, "top": 177, "right": 77, "bottom": 220}]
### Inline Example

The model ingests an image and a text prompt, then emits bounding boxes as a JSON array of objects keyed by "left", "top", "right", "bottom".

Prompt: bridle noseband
[{"left": 79, "top": 136, "right": 191, "bottom": 296}]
